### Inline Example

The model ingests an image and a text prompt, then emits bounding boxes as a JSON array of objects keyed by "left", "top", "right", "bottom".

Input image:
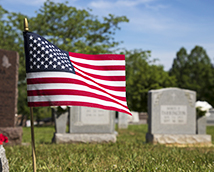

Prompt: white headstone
[
  {"left": 118, "top": 112, "right": 128, "bottom": 129},
  {"left": 131, "top": 111, "right": 139, "bottom": 123}
]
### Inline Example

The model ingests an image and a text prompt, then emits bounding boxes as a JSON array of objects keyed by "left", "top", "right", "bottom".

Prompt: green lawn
[{"left": 4, "top": 124, "right": 214, "bottom": 171}]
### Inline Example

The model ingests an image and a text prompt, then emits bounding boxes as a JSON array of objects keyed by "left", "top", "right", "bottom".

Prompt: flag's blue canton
[{"left": 26, "top": 32, "right": 75, "bottom": 74}]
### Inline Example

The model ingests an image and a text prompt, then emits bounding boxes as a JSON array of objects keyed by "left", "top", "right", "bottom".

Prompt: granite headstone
[
  {"left": 0, "top": 49, "right": 22, "bottom": 145},
  {"left": 52, "top": 108, "right": 68, "bottom": 134},
  {"left": 0, "top": 49, "right": 19, "bottom": 127},
  {"left": 118, "top": 112, "right": 128, "bottom": 129},
  {"left": 127, "top": 111, "right": 139, "bottom": 123},
  {"left": 146, "top": 88, "right": 212, "bottom": 146},
  {"left": 0, "top": 145, "right": 9, "bottom": 172},
  {"left": 197, "top": 116, "right": 207, "bottom": 134},
  {"left": 206, "top": 108, "right": 214, "bottom": 125},
  {"left": 131, "top": 111, "right": 139, "bottom": 123},
  {"left": 54, "top": 106, "right": 116, "bottom": 143}
]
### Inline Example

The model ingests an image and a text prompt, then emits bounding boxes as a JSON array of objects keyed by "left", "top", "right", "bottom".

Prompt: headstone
[
  {"left": 53, "top": 106, "right": 116, "bottom": 143},
  {"left": 128, "top": 111, "right": 139, "bottom": 123},
  {"left": 139, "top": 112, "right": 148, "bottom": 124},
  {"left": 26, "top": 120, "right": 31, "bottom": 127},
  {"left": 69, "top": 106, "right": 115, "bottom": 133},
  {"left": 0, "top": 49, "right": 18, "bottom": 127},
  {"left": 131, "top": 111, "right": 139, "bottom": 123},
  {"left": 206, "top": 109, "right": 214, "bottom": 125},
  {"left": 118, "top": 112, "right": 128, "bottom": 129},
  {"left": 197, "top": 116, "right": 207, "bottom": 134},
  {"left": 146, "top": 88, "right": 212, "bottom": 146},
  {"left": 127, "top": 113, "right": 133, "bottom": 123},
  {"left": 0, "top": 49, "right": 22, "bottom": 145},
  {"left": 52, "top": 108, "right": 68, "bottom": 134},
  {"left": 0, "top": 145, "right": 9, "bottom": 172}
]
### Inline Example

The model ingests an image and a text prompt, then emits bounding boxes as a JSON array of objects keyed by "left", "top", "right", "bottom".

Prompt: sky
[{"left": 1, "top": 0, "right": 214, "bottom": 71}]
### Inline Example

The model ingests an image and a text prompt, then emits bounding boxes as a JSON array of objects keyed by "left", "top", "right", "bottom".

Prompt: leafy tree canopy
[
  {"left": 169, "top": 46, "right": 214, "bottom": 106},
  {"left": 125, "top": 49, "right": 176, "bottom": 112}
]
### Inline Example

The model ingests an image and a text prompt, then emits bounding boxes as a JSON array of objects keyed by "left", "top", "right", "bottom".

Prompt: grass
[{"left": 4, "top": 124, "right": 214, "bottom": 171}]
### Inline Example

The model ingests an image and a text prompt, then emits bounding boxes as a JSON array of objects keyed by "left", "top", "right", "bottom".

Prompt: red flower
[{"left": 0, "top": 133, "right": 8, "bottom": 145}]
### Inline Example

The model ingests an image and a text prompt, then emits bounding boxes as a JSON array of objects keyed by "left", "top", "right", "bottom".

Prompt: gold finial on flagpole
[{"left": 24, "top": 18, "right": 29, "bottom": 31}]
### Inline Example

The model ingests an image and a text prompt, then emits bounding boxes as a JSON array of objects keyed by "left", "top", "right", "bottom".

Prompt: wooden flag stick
[
  {"left": 30, "top": 107, "right": 36, "bottom": 172},
  {"left": 24, "top": 18, "right": 36, "bottom": 172}
]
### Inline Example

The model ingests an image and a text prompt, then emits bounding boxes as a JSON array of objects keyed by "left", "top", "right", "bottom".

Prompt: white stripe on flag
[{"left": 69, "top": 56, "right": 125, "bottom": 66}]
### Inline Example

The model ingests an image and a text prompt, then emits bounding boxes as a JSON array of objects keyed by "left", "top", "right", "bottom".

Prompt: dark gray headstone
[
  {"left": 0, "top": 49, "right": 19, "bottom": 127},
  {"left": 0, "top": 49, "right": 22, "bottom": 146}
]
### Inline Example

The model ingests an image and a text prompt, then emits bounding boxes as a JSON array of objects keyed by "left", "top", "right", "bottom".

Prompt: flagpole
[
  {"left": 30, "top": 107, "right": 36, "bottom": 172},
  {"left": 24, "top": 18, "right": 37, "bottom": 172}
]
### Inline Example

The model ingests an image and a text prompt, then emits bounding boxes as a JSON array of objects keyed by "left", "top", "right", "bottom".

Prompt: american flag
[{"left": 23, "top": 32, "right": 131, "bottom": 115}]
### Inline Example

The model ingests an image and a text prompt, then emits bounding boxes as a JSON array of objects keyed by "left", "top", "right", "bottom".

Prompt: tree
[
  {"left": 30, "top": 0, "right": 128, "bottom": 54},
  {"left": 125, "top": 49, "right": 176, "bottom": 112},
  {"left": 169, "top": 46, "right": 214, "bottom": 106},
  {"left": 0, "top": 1, "right": 129, "bottom": 119},
  {"left": 0, "top": 6, "right": 17, "bottom": 51}
]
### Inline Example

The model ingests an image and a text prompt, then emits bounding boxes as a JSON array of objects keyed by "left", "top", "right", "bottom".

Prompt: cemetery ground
[{"left": 4, "top": 124, "right": 214, "bottom": 171}]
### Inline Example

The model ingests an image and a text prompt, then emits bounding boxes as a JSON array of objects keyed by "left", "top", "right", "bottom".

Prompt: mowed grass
[{"left": 4, "top": 124, "right": 214, "bottom": 171}]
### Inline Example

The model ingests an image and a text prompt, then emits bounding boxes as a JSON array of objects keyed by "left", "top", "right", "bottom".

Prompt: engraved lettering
[{"left": 160, "top": 105, "right": 187, "bottom": 124}]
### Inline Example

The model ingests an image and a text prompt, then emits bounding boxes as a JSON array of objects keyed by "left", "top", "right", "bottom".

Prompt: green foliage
[
  {"left": 5, "top": 125, "right": 214, "bottom": 171},
  {"left": 0, "top": 6, "right": 18, "bottom": 51},
  {"left": 169, "top": 46, "right": 214, "bottom": 106},
  {"left": 125, "top": 49, "right": 176, "bottom": 112},
  {"left": 30, "top": 0, "right": 128, "bottom": 54}
]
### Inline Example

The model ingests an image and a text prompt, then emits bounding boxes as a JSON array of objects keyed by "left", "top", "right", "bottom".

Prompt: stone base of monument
[
  {"left": 146, "top": 133, "right": 212, "bottom": 146},
  {"left": 53, "top": 133, "right": 117, "bottom": 144},
  {"left": 0, "top": 127, "right": 23, "bottom": 146}
]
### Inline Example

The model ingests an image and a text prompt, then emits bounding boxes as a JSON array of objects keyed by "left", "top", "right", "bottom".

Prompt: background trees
[
  {"left": 29, "top": 1, "right": 129, "bottom": 54},
  {"left": 169, "top": 46, "right": 214, "bottom": 106},
  {"left": 125, "top": 49, "right": 176, "bottom": 112}
]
